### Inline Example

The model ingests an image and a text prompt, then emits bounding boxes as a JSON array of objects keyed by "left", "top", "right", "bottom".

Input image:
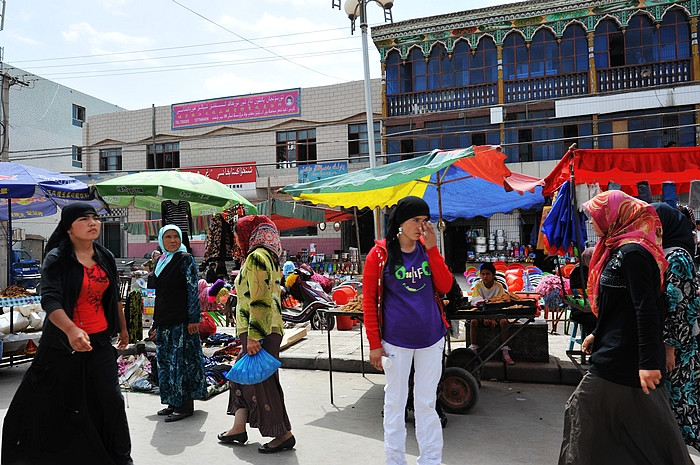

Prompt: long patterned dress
[
  {"left": 154, "top": 254, "right": 207, "bottom": 408},
  {"left": 663, "top": 247, "right": 700, "bottom": 451}
]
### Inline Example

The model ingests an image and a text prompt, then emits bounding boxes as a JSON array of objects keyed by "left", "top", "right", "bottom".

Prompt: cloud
[
  {"left": 62, "top": 22, "right": 150, "bottom": 48},
  {"left": 4, "top": 32, "right": 44, "bottom": 46},
  {"left": 95, "top": 0, "right": 131, "bottom": 17}
]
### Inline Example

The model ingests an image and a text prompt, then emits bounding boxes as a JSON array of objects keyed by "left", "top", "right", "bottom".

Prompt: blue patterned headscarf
[{"left": 155, "top": 224, "right": 187, "bottom": 277}]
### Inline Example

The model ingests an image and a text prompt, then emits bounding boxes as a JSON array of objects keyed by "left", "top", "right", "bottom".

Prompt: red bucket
[
  {"left": 332, "top": 286, "right": 356, "bottom": 305},
  {"left": 336, "top": 315, "right": 354, "bottom": 330}
]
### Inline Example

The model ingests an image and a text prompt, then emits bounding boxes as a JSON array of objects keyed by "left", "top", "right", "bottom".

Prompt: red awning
[
  {"left": 269, "top": 207, "right": 353, "bottom": 231},
  {"left": 505, "top": 171, "right": 545, "bottom": 193},
  {"left": 542, "top": 147, "right": 700, "bottom": 197}
]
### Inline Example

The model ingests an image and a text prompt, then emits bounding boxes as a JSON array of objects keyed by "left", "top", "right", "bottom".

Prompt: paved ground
[
  {"left": 3, "top": 271, "right": 700, "bottom": 463},
  {"left": 0, "top": 361, "right": 576, "bottom": 465}
]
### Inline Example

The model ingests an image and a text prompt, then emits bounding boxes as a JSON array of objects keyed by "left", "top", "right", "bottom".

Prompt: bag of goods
[
  {"left": 0, "top": 311, "right": 30, "bottom": 334},
  {"left": 28, "top": 311, "right": 44, "bottom": 330}
]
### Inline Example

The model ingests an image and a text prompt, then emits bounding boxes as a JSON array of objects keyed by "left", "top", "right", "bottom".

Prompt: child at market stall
[{"left": 469, "top": 262, "right": 515, "bottom": 365}]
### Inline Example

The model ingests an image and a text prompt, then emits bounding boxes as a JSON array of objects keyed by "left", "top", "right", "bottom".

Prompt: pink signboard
[
  {"left": 171, "top": 89, "right": 301, "bottom": 129},
  {"left": 181, "top": 162, "right": 257, "bottom": 190}
]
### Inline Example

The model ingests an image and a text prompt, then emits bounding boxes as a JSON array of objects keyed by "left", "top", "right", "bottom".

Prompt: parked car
[{"left": 11, "top": 249, "right": 41, "bottom": 289}]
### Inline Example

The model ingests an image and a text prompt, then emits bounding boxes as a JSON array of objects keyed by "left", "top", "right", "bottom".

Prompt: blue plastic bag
[{"left": 225, "top": 347, "right": 282, "bottom": 385}]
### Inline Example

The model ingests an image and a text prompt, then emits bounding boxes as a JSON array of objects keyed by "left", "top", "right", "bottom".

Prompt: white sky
[{"left": 1, "top": 0, "right": 520, "bottom": 111}]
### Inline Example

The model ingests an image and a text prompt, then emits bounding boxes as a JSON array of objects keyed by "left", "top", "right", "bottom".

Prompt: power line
[
  {"left": 8, "top": 106, "right": 699, "bottom": 158},
  {"left": 169, "top": 0, "right": 343, "bottom": 81},
  {"left": 10, "top": 27, "right": 350, "bottom": 64},
  {"left": 36, "top": 48, "right": 362, "bottom": 81},
  {"left": 18, "top": 36, "right": 358, "bottom": 71}
]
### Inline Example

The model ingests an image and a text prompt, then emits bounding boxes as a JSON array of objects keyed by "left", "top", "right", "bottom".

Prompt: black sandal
[
  {"left": 164, "top": 411, "right": 193, "bottom": 422},
  {"left": 157, "top": 406, "right": 174, "bottom": 416}
]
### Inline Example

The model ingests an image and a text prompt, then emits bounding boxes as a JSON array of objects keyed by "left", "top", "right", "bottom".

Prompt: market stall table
[
  {"left": 449, "top": 300, "right": 538, "bottom": 372},
  {"left": 0, "top": 295, "right": 43, "bottom": 368},
  {"left": 316, "top": 308, "right": 364, "bottom": 404}
]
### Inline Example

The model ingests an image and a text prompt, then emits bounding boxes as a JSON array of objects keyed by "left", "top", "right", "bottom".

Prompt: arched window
[
  {"left": 427, "top": 43, "right": 454, "bottom": 90},
  {"left": 530, "top": 28, "right": 559, "bottom": 77},
  {"left": 408, "top": 47, "right": 426, "bottom": 93},
  {"left": 453, "top": 40, "right": 471, "bottom": 87},
  {"left": 561, "top": 24, "right": 589, "bottom": 73},
  {"left": 660, "top": 8, "right": 690, "bottom": 60},
  {"left": 594, "top": 19, "right": 624, "bottom": 68},
  {"left": 471, "top": 36, "right": 497, "bottom": 84},
  {"left": 385, "top": 50, "right": 401, "bottom": 95},
  {"left": 625, "top": 13, "right": 658, "bottom": 65},
  {"left": 503, "top": 32, "right": 528, "bottom": 79}
]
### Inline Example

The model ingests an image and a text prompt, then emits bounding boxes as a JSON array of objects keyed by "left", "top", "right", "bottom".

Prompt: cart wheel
[
  {"left": 438, "top": 367, "right": 479, "bottom": 414},
  {"left": 445, "top": 348, "right": 482, "bottom": 387},
  {"left": 311, "top": 311, "right": 335, "bottom": 331}
]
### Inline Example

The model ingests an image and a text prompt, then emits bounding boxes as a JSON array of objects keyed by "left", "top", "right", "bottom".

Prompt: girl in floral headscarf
[
  {"left": 559, "top": 190, "right": 692, "bottom": 465},
  {"left": 217, "top": 216, "right": 294, "bottom": 454}
]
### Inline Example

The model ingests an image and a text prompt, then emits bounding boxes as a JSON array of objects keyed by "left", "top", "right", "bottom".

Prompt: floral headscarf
[
  {"left": 584, "top": 190, "right": 667, "bottom": 316},
  {"left": 235, "top": 215, "right": 282, "bottom": 259}
]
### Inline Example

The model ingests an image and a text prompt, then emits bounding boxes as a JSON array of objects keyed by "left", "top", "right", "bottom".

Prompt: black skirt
[
  {"left": 226, "top": 332, "right": 291, "bottom": 438},
  {"left": 2, "top": 340, "right": 132, "bottom": 465},
  {"left": 559, "top": 371, "right": 693, "bottom": 465}
]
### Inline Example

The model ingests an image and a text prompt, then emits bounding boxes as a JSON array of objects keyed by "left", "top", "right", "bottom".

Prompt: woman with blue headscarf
[{"left": 151, "top": 224, "right": 206, "bottom": 422}]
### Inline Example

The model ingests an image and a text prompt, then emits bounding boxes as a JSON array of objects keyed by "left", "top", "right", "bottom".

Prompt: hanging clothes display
[
  {"left": 202, "top": 203, "right": 251, "bottom": 264},
  {"left": 161, "top": 200, "right": 194, "bottom": 253}
]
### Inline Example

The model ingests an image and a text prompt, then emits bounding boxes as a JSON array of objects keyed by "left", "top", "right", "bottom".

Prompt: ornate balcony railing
[
  {"left": 597, "top": 59, "right": 691, "bottom": 93},
  {"left": 386, "top": 83, "right": 497, "bottom": 117},
  {"left": 503, "top": 71, "right": 589, "bottom": 104},
  {"left": 385, "top": 59, "right": 691, "bottom": 118}
]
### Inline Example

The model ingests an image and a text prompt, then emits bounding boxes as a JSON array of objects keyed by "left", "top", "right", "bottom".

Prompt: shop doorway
[
  {"left": 101, "top": 222, "right": 122, "bottom": 258},
  {"left": 444, "top": 217, "right": 487, "bottom": 273}
]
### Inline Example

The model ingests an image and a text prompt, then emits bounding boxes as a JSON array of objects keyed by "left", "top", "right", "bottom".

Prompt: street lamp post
[{"left": 333, "top": 0, "right": 393, "bottom": 240}]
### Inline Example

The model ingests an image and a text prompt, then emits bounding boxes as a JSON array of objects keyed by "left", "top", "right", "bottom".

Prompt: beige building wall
[
  {"left": 83, "top": 79, "right": 382, "bottom": 197},
  {"left": 82, "top": 79, "right": 381, "bottom": 255}
]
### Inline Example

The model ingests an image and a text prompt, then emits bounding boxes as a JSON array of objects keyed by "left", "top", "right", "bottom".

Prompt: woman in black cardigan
[{"left": 2, "top": 202, "right": 133, "bottom": 465}]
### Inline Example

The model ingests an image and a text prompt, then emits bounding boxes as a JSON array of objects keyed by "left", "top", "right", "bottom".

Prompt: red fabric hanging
[{"left": 542, "top": 147, "right": 700, "bottom": 197}]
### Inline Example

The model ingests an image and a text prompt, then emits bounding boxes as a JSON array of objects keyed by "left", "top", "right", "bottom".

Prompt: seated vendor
[
  {"left": 469, "top": 262, "right": 515, "bottom": 365},
  {"left": 567, "top": 246, "right": 596, "bottom": 335}
]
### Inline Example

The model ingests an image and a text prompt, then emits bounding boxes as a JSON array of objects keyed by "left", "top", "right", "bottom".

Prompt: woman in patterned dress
[
  {"left": 217, "top": 215, "right": 295, "bottom": 454},
  {"left": 654, "top": 202, "right": 700, "bottom": 451},
  {"left": 151, "top": 224, "right": 206, "bottom": 421}
]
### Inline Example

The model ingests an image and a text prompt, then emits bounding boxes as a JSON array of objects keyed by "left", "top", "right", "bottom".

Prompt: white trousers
[{"left": 382, "top": 338, "right": 444, "bottom": 465}]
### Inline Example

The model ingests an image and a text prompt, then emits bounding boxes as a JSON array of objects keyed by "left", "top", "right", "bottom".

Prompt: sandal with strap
[{"left": 502, "top": 350, "right": 515, "bottom": 366}]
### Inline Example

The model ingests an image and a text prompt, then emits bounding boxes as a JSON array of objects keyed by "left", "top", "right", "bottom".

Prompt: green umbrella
[{"left": 94, "top": 170, "right": 257, "bottom": 216}]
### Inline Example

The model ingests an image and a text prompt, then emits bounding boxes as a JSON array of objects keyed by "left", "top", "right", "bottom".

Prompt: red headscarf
[
  {"left": 235, "top": 215, "right": 281, "bottom": 259},
  {"left": 584, "top": 190, "right": 667, "bottom": 316}
]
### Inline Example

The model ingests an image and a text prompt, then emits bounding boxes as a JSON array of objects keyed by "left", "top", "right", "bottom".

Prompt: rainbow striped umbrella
[{"left": 280, "top": 146, "right": 543, "bottom": 222}]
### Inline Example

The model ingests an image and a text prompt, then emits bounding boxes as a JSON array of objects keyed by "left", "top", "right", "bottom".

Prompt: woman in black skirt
[
  {"left": 2, "top": 202, "right": 133, "bottom": 465},
  {"left": 558, "top": 191, "right": 692, "bottom": 465}
]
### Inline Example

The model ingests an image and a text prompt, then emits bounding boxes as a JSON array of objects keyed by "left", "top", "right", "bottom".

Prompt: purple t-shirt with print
[{"left": 382, "top": 246, "right": 446, "bottom": 349}]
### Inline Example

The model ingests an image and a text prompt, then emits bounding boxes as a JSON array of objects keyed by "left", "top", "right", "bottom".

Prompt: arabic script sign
[
  {"left": 297, "top": 162, "right": 348, "bottom": 183},
  {"left": 171, "top": 89, "right": 301, "bottom": 129},
  {"left": 181, "top": 162, "right": 257, "bottom": 190}
]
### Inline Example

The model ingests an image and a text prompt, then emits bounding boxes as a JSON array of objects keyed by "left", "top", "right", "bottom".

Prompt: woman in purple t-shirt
[{"left": 362, "top": 196, "right": 453, "bottom": 465}]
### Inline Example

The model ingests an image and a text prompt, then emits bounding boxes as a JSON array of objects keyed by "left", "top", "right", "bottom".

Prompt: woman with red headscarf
[
  {"left": 217, "top": 215, "right": 294, "bottom": 454},
  {"left": 559, "top": 190, "right": 692, "bottom": 465}
]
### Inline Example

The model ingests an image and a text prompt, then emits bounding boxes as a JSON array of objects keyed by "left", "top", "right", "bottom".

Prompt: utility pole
[
  {"left": 1, "top": 72, "right": 29, "bottom": 162},
  {"left": 0, "top": 0, "right": 32, "bottom": 288}
]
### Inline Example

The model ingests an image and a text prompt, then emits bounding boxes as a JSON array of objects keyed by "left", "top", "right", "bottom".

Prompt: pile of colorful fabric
[{"left": 116, "top": 332, "right": 242, "bottom": 399}]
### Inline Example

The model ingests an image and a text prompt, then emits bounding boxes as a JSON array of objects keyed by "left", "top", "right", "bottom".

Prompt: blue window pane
[
  {"left": 576, "top": 55, "right": 589, "bottom": 71},
  {"left": 628, "top": 119, "right": 644, "bottom": 131},
  {"left": 561, "top": 57, "right": 574, "bottom": 73}
]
